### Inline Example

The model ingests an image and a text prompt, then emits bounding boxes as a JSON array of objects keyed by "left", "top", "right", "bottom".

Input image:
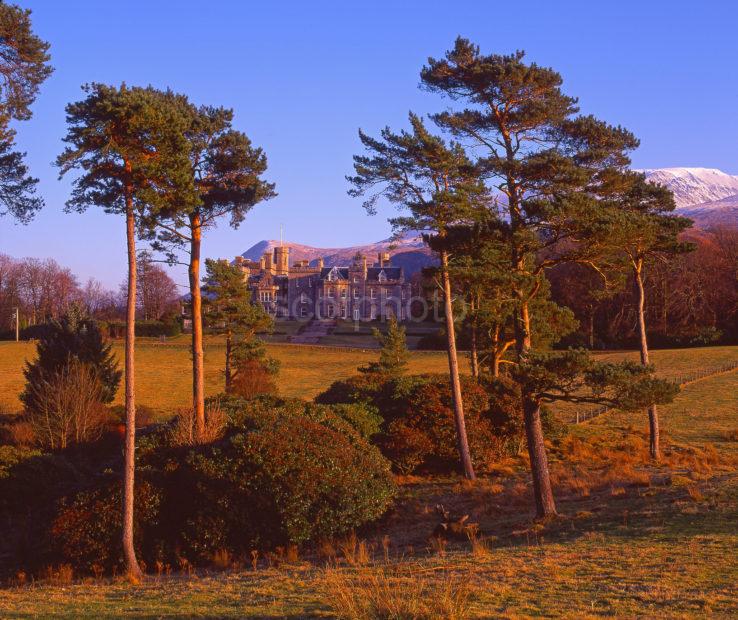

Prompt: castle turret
[
  {"left": 262, "top": 251, "right": 273, "bottom": 273},
  {"left": 274, "top": 245, "right": 290, "bottom": 275}
]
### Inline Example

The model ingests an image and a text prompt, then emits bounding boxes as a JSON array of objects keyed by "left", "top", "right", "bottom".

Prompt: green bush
[
  {"left": 51, "top": 478, "right": 163, "bottom": 573},
  {"left": 18, "top": 396, "right": 396, "bottom": 573},
  {"left": 316, "top": 373, "right": 534, "bottom": 474}
]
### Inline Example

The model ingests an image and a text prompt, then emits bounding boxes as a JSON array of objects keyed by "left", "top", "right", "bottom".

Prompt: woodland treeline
[
  {"left": 0, "top": 251, "right": 180, "bottom": 334},
  {"left": 547, "top": 226, "right": 738, "bottom": 349}
]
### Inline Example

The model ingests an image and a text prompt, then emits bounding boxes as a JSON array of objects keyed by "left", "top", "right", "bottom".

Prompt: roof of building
[{"left": 318, "top": 266, "right": 403, "bottom": 282}]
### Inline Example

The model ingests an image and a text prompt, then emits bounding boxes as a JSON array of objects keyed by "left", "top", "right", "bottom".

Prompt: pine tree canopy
[
  {"left": 202, "top": 258, "right": 273, "bottom": 339},
  {"left": 348, "top": 112, "right": 489, "bottom": 238},
  {"left": 0, "top": 1, "right": 52, "bottom": 223}
]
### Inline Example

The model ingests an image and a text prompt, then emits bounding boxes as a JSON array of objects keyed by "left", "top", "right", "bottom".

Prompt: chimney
[
  {"left": 317, "top": 257, "right": 324, "bottom": 269},
  {"left": 362, "top": 254, "right": 368, "bottom": 277},
  {"left": 378, "top": 252, "right": 390, "bottom": 268}
]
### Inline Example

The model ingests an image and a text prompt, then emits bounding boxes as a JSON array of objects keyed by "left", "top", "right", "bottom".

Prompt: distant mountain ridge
[
  {"left": 239, "top": 168, "right": 738, "bottom": 271},
  {"left": 642, "top": 167, "right": 738, "bottom": 228},
  {"left": 240, "top": 230, "right": 434, "bottom": 276}
]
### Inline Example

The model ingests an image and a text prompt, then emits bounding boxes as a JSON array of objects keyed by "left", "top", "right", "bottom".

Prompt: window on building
[
  {"left": 370, "top": 305, "right": 376, "bottom": 320},
  {"left": 370, "top": 288, "right": 376, "bottom": 299},
  {"left": 353, "top": 276, "right": 359, "bottom": 283},
  {"left": 353, "top": 307, "right": 360, "bottom": 320},
  {"left": 341, "top": 288, "right": 347, "bottom": 298},
  {"left": 327, "top": 287, "right": 333, "bottom": 298},
  {"left": 300, "top": 292, "right": 307, "bottom": 302},
  {"left": 353, "top": 288, "right": 359, "bottom": 298},
  {"left": 341, "top": 306, "right": 347, "bottom": 319},
  {"left": 300, "top": 305, "right": 308, "bottom": 317}
]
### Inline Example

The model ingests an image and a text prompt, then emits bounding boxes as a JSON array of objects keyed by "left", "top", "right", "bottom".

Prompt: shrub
[
  {"left": 23, "top": 360, "right": 109, "bottom": 449},
  {"left": 105, "top": 319, "right": 182, "bottom": 338},
  {"left": 168, "top": 401, "right": 227, "bottom": 446},
  {"left": 168, "top": 407, "right": 395, "bottom": 561},
  {"left": 3, "top": 419, "right": 36, "bottom": 447},
  {"left": 228, "top": 358, "right": 278, "bottom": 398},
  {"left": 20, "top": 309, "right": 121, "bottom": 411},
  {"left": 380, "top": 376, "right": 501, "bottom": 474},
  {"left": 51, "top": 478, "right": 162, "bottom": 574},
  {"left": 317, "top": 373, "right": 538, "bottom": 474},
  {"left": 18, "top": 396, "right": 396, "bottom": 573}
]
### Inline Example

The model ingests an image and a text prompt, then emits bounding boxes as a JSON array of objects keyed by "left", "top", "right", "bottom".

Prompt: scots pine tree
[
  {"left": 57, "top": 84, "right": 193, "bottom": 580},
  {"left": 362, "top": 316, "right": 410, "bottom": 375},
  {"left": 348, "top": 112, "right": 488, "bottom": 479},
  {"left": 202, "top": 258, "right": 273, "bottom": 391},
  {"left": 605, "top": 175, "right": 693, "bottom": 459},
  {"left": 151, "top": 105, "right": 275, "bottom": 439},
  {"left": 0, "top": 1, "right": 52, "bottom": 222},
  {"left": 422, "top": 40, "right": 641, "bottom": 516}
]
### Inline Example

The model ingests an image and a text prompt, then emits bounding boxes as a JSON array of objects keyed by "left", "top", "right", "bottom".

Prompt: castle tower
[
  {"left": 262, "top": 251, "right": 273, "bottom": 273},
  {"left": 274, "top": 245, "right": 290, "bottom": 276},
  {"left": 317, "top": 257, "right": 324, "bottom": 269},
  {"left": 377, "top": 252, "right": 390, "bottom": 268}
]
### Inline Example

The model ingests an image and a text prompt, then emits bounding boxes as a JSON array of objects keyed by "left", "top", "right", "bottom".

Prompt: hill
[{"left": 240, "top": 230, "right": 435, "bottom": 275}]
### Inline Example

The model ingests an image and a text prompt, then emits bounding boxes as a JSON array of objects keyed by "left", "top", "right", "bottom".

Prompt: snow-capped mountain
[
  {"left": 642, "top": 167, "right": 738, "bottom": 228},
  {"left": 240, "top": 230, "right": 433, "bottom": 275}
]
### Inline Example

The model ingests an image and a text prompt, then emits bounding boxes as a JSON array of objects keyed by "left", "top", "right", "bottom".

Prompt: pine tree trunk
[
  {"left": 470, "top": 298, "right": 479, "bottom": 379},
  {"left": 122, "top": 183, "right": 142, "bottom": 581},
  {"left": 491, "top": 325, "right": 501, "bottom": 378},
  {"left": 440, "top": 250, "right": 475, "bottom": 480},
  {"left": 588, "top": 311, "right": 595, "bottom": 349},
  {"left": 189, "top": 212, "right": 205, "bottom": 440},
  {"left": 517, "top": 295, "right": 557, "bottom": 518},
  {"left": 523, "top": 396, "right": 557, "bottom": 517},
  {"left": 634, "top": 261, "right": 660, "bottom": 460},
  {"left": 225, "top": 330, "right": 232, "bottom": 392}
]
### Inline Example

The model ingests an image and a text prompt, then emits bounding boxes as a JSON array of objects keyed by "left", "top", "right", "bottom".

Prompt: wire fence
[{"left": 571, "top": 360, "right": 738, "bottom": 425}]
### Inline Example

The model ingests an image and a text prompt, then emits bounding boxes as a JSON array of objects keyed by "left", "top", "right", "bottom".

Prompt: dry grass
[
  {"left": 322, "top": 564, "right": 475, "bottom": 620},
  {"left": 167, "top": 400, "right": 227, "bottom": 446}
]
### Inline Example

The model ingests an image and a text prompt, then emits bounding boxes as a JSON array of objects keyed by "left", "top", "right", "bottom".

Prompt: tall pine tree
[
  {"left": 422, "top": 40, "right": 641, "bottom": 516},
  {"left": 57, "top": 84, "right": 193, "bottom": 580},
  {"left": 151, "top": 105, "right": 275, "bottom": 439},
  {"left": 348, "top": 112, "right": 488, "bottom": 479}
]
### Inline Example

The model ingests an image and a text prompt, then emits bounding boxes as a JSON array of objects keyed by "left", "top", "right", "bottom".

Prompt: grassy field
[
  {"left": 0, "top": 338, "right": 462, "bottom": 416},
  {"left": 0, "top": 342, "right": 736, "bottom": 617},
  {"left": 2, "top": 339, "right": 736, "bottom": 417}
]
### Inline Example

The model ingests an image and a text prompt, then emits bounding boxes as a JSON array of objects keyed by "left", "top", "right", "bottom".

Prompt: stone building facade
[{"left": 233, "top": 247, "right": 411, "bottom": 321}]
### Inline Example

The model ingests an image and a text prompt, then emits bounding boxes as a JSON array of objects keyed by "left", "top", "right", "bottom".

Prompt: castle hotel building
[{"left": 233, "top": 247, "right": 410, "bottom": 321}]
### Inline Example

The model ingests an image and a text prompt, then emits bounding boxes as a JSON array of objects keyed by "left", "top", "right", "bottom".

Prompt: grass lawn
[
  {"left": 2, "top": 339, "right": 735, "bottom": 418},
  {"left": 0, "top": 341, "right": 736, "bottom": 617},
  {"left": 0, "top": 338, "right": 462, "bottom": 417}
]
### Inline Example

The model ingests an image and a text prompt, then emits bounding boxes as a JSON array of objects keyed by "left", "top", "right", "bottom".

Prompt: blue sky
[{"left": 2, "top": 0, "right": 737, "bottom": 288}]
